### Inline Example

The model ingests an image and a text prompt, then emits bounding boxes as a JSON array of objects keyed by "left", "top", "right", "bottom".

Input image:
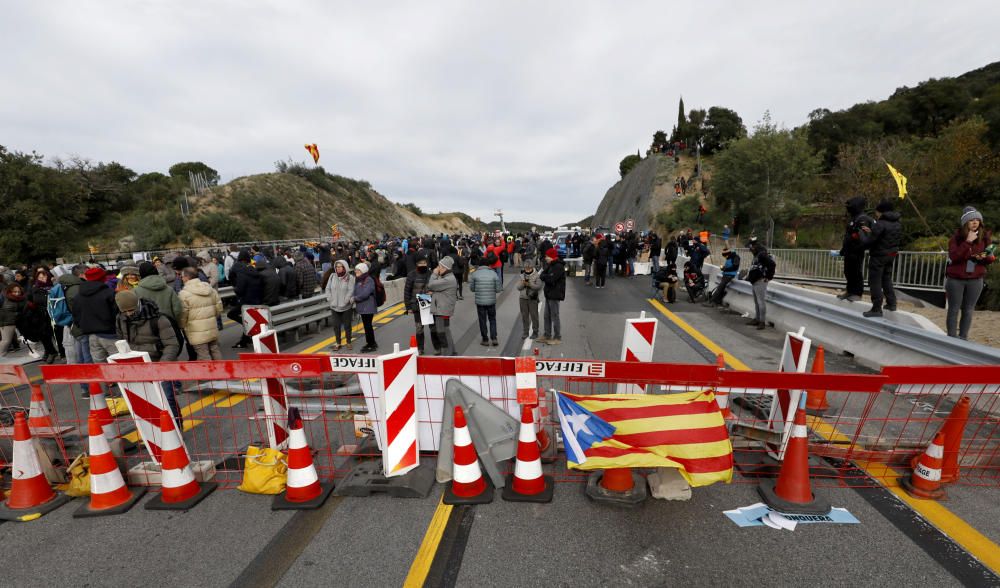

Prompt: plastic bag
[
  {"left": 107, "top": 397, "right": 130, "bottom": 417},
  {"left": 56, "top": 454, "right": 91, "bottom": 497},
  {"left": 236, "top": 446, "right": 287, "bottom": 495}
]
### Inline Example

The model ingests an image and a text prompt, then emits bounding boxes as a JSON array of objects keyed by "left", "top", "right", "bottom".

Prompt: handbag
[{"left": 236, "top": 446, "right": 287, "bottom": 495}]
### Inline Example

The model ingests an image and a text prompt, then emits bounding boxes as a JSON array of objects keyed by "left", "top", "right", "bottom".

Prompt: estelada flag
[
  {"left": 886, "top": 162, "right": 907, "bottom": 199},
  {"left": 304, "top": 143, "right": 320, "bottom": 164},
  {"left": 557, "top": 390, "right": 733, "bottom": 487}
]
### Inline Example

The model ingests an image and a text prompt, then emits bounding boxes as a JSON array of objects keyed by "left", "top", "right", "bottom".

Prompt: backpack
[
  {"left": 47, "top": 283, "right": 74, "bottom": 327},
  {"left": 374, "top": 275, "right": 386, "bottom": 307}
]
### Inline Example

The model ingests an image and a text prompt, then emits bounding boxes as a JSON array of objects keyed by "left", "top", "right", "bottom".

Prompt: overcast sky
[{"left": 3, "top": 1, "right": 998, "bottom": 227}]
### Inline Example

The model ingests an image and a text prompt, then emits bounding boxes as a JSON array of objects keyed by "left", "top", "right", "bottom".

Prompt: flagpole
[{"left": 882, "top": 159, "right": 932, "bottom": 235}]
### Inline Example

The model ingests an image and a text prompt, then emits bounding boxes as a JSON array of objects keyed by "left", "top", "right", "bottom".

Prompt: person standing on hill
[
  {"left": 838, "top": 196, "right": 872, "bottom": 302},
  {"left": 538, "top": 248, "right": 566, "bottom": 345},
  {"left": 860, "top": 199, "right": 902, "bottom": 318},
  {"left": 945, "top": 207, "right": 994, "bottom": 339}
]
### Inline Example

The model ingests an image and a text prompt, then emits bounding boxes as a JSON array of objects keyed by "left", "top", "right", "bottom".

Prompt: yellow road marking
[
  {"left": 0, "top": 373, "right": 42, "bottom": 393},
  {"left": 648, "top": 298, "right": 1000, "bottom": 574},
  {"left": 213, "top": 394, "right": 249, "bottom": 409},
  {"left": 122, "top": 390, "right": 231, "bottom": 443},
  {"left": 403, "top": 496, "right": 454, "bottom": 588},
  {"left": 298, "top": 303, "right": 405, "bottom": 355}
]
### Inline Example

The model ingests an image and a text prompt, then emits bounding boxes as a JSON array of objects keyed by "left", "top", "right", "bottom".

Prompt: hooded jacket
[
  {"left": 427, "top": 270, "right": 458, "bottom": 316},
  {"left": 404, "top": 265, "right": 434, "bottom": 313},
  {"left": 179, "top": 279, "right": 223, "bottom": 345},
  {"left": 862, "top": 211, "right": 903, "bottom": 257},
  {"left": 540, "top": 258, "right": 566, "bottom": 301},
  {"left": 841, "top": 196, "right": 873, "bottom": 256},
  {"left": 325, "top": 260, "right": 355, "bottom": 312},
  {"left": 352, "top": 273, "right": 377, "bottom": 315},
  {"left": 273, "top": 257, "right": 297, "bottom": 299},
  {"left": 132, "top": 275, "right": 183, "bottom": 322},
  {"left": 115, "top": 300, "right": 179, "bottom": 361},
  {"left": 230, "top": 261, "right": 263, "bottom": 305},
  {"left": 71, "top": 280, "right": 117, "bottom": 335},
  {"left": 257, "top": 261, "right": 282, "bottom": 306}
]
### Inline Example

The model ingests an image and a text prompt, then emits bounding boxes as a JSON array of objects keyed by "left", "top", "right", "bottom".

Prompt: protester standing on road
[
  {"left": 582, "top": 237, "right": 596, "bottom": 285},
  {"left": 73, "top": 267, "right": 119, "bottom": 362},
  {"left": 0, "top": 282, "right": 27, "bottom": 357},
  {"left": 179, "top": 267, "right": 223, "bottom": 360},
  {"left": 470, "top": 257, "right": 503, "bottom": 346},
  {"left": 352, "top": 263, "right": 378, "bottom": 353},
  {"left": 594, "top": 236, "right": 610, "bottom": 289},
  {"left": 539, "top": 248, "right": 565, "bottom": 345},
  {"left": 228, "top": 250, "right": 263, "bottom": 349},
  {"left": 325, "top": 260, "right": 356, "bottom": 351},
  {"left": 427, "top": 256, "right": 459, "bottom": 355},
  {"left": 403, "top": 253, "right": 439, "bottom": 355},
  {"left": 115, "top": 290, "right": 182, "bottom": 424},
  {"left": 838, "top": 196, "right": 872, "bottom": 302},
  {"left": 860, "top": 199, "right": 902, "bottom": 318},
  {"left": 746, "top": 239, "right": 775, "bottom": 330},
  {"left": 945, "top": 207, "right": 995, "bottom": 339},
  {"left": 517, "top": 259, "right": 542, "bottom": 338}
]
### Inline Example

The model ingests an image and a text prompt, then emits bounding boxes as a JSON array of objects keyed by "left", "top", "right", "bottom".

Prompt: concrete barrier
[{"left": 383, "top": 277, "right": 405, "bottom": 308}]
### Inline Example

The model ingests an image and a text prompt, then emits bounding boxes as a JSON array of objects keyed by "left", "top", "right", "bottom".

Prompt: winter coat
[
  {"left": 230, "top": 262, "right": 263, "bottom": 305},
  {"left": 274, "top": 258, "right": 297, "bottom": 299},
  {"left": 258, "top": 263, "right": 282, "bottom": 306},
  {"left": 427, "top": 271, "right": 458, "bottom": 316},
  {"left": 747, "top": 248, "right": 776, "bottom": 284},
  {"left": 57, "top": 273, "right": 84, "bottom": 336},
  {"left": 115, "top": 300, "right": 179, "bottom": 361},
  {"left": 947, "top": 230, "right": 995, "bottom": 280},
  {"left": 540, "top": 259, "right": 566, "bottom": 301},
  {"left": 0, "top": 284, "right": 26, "bottom": 327},
  {"left": 516, "top": 268, "right": 543, "bottom": 300},
  {"left": 840, "top": 196, "right": 873, "bottom": 257},
  {"left": 862, "top": 211, "right": 903, "bottom": 258},
  {"left": 469, "top": 265, "right": 502, "bottom": 306},
  {"left": 158, "top": 264, "right": 178, "bottom": 291},
  {"left": 294, "top": 256, "right": 318, "bottom": 297},
  {"left": 404, "top": 268, "right": 434, "bottom": 313},
  {"left": 325, "top": 261, "right": 356, "bottom": 312},
  {"left": 71, "top": 280, "right": 117, "bottom": 335},
  {"left": 352, "top": 273, "right": 377, "bottom": 315},
  {"left": 132, "top": 275, "right": 183, "bottom": 322},
  {"left": 596, "top": 240, "right": 611, "bottom": 264},
  {"left": 179, "top": 279, "right": 223, "bottom": 345},
  {"left": 582, "top": 242, "right": 597, "bottom": 264},
  {"left": 721, "top": 252, "right": 741, "bottom": 277},
  {"left": 665, "top": 240, "right": 678, "bottom": 263}
]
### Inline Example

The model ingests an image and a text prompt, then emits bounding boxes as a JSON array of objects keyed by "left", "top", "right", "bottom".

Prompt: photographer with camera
[{"left": 517, "top": 259, "right": 543, "bottom": 339}]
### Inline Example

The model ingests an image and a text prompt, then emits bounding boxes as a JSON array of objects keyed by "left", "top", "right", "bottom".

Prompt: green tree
[
  {"left": 619, "top": 154, "right": 642, "bottom": 178},
  {"left": 652, "top": 130, "right": 668, "bottom": 150},
  {"left": 677, "top": 96, "right": 686, "bottom": 131},
  {"left": 712, "top": 113, "right": 820, "bottom": 243},
  {"left": 702, "top": 106, "right": 747, "bottom": 154},
  {"left": 168, "top": 161, "right": 220, "bottom": 185}
]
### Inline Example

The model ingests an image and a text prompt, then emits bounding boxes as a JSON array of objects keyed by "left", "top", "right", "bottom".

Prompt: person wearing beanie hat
[
  {"left": 352, "top": 262, "right": 378, "bottom": 352},
  {"left": 539, "top": 245, "right": 566, "bottom": 345},
  {"left": 838, "top": 196, "right": 873, "bottom": 302},
  {"left": 138, "top": 261, "right": 157, "bottom": 279},
  {"left": 114, "top": 290, "right": 139, "bottom": 313},
  {"left": 117, "top": 266, "right": 141, "bottom": 292},
  {"left": 403, "top": 253, "right": 440, "bottom": 355},
  {"left": 427, "top": 253, "right": 459, "bottom": 355},
  {"left": 115, "top": 286, "right": 182, "bottom": 423},
  {"left": 84, "top": 267, "right": 107, "bottom": 282},
  {"left": 71, "top": 264, "right": 119, "bottom": 362},
  {"left": 517, "top": 258, "right": 543, "bottom": 339},
  {"left": 946, "top": 206, "right": 994, "bottom": 339},
  {"left": 860, "top": 197, "right": 903, "bottom": 317}
]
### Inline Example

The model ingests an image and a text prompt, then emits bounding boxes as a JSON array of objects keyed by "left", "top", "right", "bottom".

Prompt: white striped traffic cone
[
  {"left": 443, "top": 406, "right": 493, "bottom": 505},
  {"left": 0, "top": 413, "right": 69, "bottom": 521},
  {"left": 900, "top": 431, "right": 946, "bottom": 500},
  {"left": 146, "top": 410, "right": 217, "bottom": 510},
  {"left": 27, "top": 385, "right": 54, "bottom": 430},
  {"left": 75, "top": 414, "right": 146, "bottom": 517},
  {"left": 502, "top": 405, "right": 554, "bottom": 503},
  {"left": 88, "top": 382, "right": 117, "bottom": 440},
  {"left": 272, "top": 408, "right": 334, "bottom": 510},
  {"left": 758, "top": 406, "right": 831, "bottom": 515}
]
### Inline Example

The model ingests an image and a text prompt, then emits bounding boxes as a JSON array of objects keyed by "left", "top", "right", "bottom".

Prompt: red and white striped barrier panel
[
  {"left": 377, "top": 346, "right": 420, "bottom": 477},
  {"left": 242, "top": 305, "right": 271, "bottom": 338},
  {"left": 768, "top": 328, "right": 812, "bottom": 460},
  {"left": 108, "top": 341, "right": 181, "bottom": 463},
  {"left": 617, "top": 312, "right": 657, "bottom": 394},
  {"left": 252, "top": 328, "right": 290, "bottom": 450}
]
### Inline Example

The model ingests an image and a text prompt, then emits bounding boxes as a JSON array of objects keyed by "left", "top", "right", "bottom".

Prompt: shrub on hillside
[
  {"left": 257, "top": 214, "right": 289, "bottom": 239},
  {"left": 402, "top": 202, "right": 423, "bottom": 215},
  {"left": 195, "top": 212, "right": 251, "bottom": 242},
  {"left": 234, "top": 193, "right": 280, "bottom": 217}
]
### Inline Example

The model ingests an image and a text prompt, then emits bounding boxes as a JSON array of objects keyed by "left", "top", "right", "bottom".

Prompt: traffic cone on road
[
  {"left": 805, "top": 347, "right": 830, "bottom": 416},
  {"left": 146, "top": 411, "right": 217, "bottom": 510},
  {"left": 900, "top": 432, "right": 946, "bottom": 500},
  {"left": 273, "top": 408, "right": 334, "bottom": 510},
  {"left": 757, "top": 406, "right": 831, "bottom": 514},
  {"left": 502, "top": 405, "right": 553, "bottom": 503},
  {"left": 88, "top": 383, "right": 117, "bottom": 440},
  {"left": 0, "top": 413, "right": 70, "bottom": 522},
  {"left": 27, "top": 385, "right": 54, "bottom": 430},
  {"left": 911, "top": 397, "right": 970, "bottom": 484},
  {"left": 443, "top": 406, "right": 493, "bottom": 505},
  {"left": 75, "top": 414, "right": 146, "bottom": 517}
]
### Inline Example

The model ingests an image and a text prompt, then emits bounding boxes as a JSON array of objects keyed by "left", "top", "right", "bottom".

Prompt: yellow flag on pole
[{"left": 886, "top": 163, "right": 907, "bottom": 199}]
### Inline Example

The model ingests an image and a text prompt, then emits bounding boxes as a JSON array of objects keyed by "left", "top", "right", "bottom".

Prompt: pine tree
[{"left": 677, "top": 96, "right": 686, "bottom": 130}]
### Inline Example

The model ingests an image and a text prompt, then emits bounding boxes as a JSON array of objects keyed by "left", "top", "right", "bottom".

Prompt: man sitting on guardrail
[{"left": 705, "top": 248, "right": 740, "bottom": 308}]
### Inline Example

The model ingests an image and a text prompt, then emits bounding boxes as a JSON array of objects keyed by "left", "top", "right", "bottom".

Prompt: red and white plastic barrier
[
  {"left": 242, "top": 305, "right": 271, "bottom": 338},
  {"left": 617, "top": 312, "right": 658, "bottom": 394},
  {"left": 769, "top": 328, "right": 811, "bottom": 459},
  {"left": 252, "top": 328, "right": 290, "bottom": 450},
  {"left": 108, "top": 341, "right": 181, "bottom": 463},
  {"left": 377, "top": 346, "right": 420, "bottom": 477}
]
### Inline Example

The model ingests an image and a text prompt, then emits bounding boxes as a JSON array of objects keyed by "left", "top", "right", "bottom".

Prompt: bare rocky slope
[{"left": 592, "top": 155, "right": 679, "bottom": 231}]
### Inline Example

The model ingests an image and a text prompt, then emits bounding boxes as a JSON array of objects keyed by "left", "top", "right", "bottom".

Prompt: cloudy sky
[{"left": 3, "top": 1, "right": 998, "bottom": 227}]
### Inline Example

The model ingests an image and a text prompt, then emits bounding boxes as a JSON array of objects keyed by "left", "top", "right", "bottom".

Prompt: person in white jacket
[
  {"left": 325, "top": 259, "right": 356, "bottom": 351},
  {"left": 178, "top": 267, "right": 223, "bottom": 359}
]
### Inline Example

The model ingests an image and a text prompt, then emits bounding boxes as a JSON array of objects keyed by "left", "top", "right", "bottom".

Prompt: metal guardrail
[
  {"left": 727, "top": 247, "right": 947, "bottom": 292},
  {"left": 268, "top": 295, "right": 331, "bottom": 341}
]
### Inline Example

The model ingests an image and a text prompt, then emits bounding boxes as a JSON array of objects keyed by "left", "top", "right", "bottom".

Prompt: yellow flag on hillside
[{"left": 886, "top": 162, "right": 908, "bottom": 199}]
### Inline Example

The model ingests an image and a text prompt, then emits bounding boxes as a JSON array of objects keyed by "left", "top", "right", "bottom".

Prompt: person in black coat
[
  {"left": 665, "top": 238, "right": 678, "bottom": 265},
  {"left": 403, "top": 253, "right": 439, "bottom": 354},
  {"left": 860, "top": 199, "right": 903, "bottom": 317},
  {"left": 838, "top": 196, "right": 872, "bottom": 301},
  {"left": 582, "top": 238, "right": 597, "bottom": 284},
  {"left": 594, "top": 237, "right": 610, "bottom": 288},
  {"left": 227, "top": 250, "right": 263, "bottom": 348},
  {"left": 538, "top": 249, "right": 566, "bottom": 344}
]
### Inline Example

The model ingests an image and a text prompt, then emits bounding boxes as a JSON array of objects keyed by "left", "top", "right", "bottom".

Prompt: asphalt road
[{"left": 1, "top": 267, "right": 998, "bottom": 587}]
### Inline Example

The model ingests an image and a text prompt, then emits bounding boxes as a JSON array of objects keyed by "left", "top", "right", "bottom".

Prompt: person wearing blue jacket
[
  {"left": 351, "top": 263, "right": 378, "bottom": 352},
  {"left": 469, "top": 259, "right": 503, "bottom": 346},
  {"left": 705, "top": 248, "right": 740, "bottom": 307}
]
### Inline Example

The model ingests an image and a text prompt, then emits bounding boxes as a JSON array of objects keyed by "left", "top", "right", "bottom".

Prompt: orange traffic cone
[
  {"left": 0, "top": 413, "right": 69, "bottom": 521},
  {"left": 146, "top": 411, "right": 217, "bottom": 510},
  {"left": 443, "top": 406, "right": 493, "bottom": 505},
  {"left": 27, "top": 385, "right": 54, "bottom": 430},
  {"left": 75, "top": 414, "right": 146, "bottom": 517},
  {"left": 757, "top": 406, "right": 831, "bottom": 514},
  {"left": 88, "top": 382, "right": 117, "bottom": 440},
  {"left": 911, "top": 397, "right": 970, "bottom": 484},
  {"left": 502, "top": 405, "right": 553, "bottom": 503},
  {"left": 273, "top": 407, "right": 334, "bottom": 510},
  {"left": 900, "top": 432, "right": 946, "bottom": 500},
  {"left": 805, "top": 346, "right": 830, "bottom": 416}
]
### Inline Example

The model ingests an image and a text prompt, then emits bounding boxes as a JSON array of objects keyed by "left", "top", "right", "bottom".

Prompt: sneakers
[
  {"left": 490, "top": 339, "right": 499, "bottom": 346},
  {"left": 547, "top": 338, "right": 562, "bottom": 345},
  {"left": 746, "top": 319, "right": 760, "bottom": 326},
  {"left": 536, "top": 336, "right": 550, "bottom": 344},
  {"left": 480, "top": 339, "right": 490, "bottom": 346},
  {"left": 863, "top": 310, "right": 883, "bottom": 318}
]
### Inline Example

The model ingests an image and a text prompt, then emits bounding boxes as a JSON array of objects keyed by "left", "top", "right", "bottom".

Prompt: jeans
[
  {"left": 89, "top": 335, "right": 119, "bottom": 362},
  {"left": 868, "top": 255, "right": 896, "bottom": 311},
  {"left": 160, "top": 380, "right": 183, "bottom": 428},
  {"left": 520, "top": 298, "right": 540, "bottom": 336},
  {"left": 945, "top": 277, "right": 984, "bottom": 339},
  {"left": 434, "top": 315, "right": 455, "bottom": 355},
  {"left": 651, "top": 254, "right": 660, "bottom": 272},
  {"left": 75, "top": 334, "right": 94, "bottom": 364},
  {"left": 476, "top": 304, "right": 497, "bottom": 341},
  {"left": 544, "top": 299, "right": 561, "bottom": 339},
  {"left": 752, "top": 280, "right": 768, "bottom": 324},
  {"left": 494, "top": 266, "right": 504, "bottom": 283}
]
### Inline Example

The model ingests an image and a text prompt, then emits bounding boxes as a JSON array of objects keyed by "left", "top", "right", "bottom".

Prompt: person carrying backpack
[
  {"left": 745, "top": 238, "right": 776, "bottom": 330},
  {"left": 115, "top": 291, "right": 182, "bottom": 426}
]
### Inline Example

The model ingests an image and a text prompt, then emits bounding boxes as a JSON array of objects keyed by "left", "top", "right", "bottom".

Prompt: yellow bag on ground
[
  {"left": 56, "top": 454, "right": 91, "bottom": 497},
  {"left": 107, "top": 397, "right": 130, "bottom": 417},
  {"left": 237, "top": 446, "right": 287, "bottom": 495}
]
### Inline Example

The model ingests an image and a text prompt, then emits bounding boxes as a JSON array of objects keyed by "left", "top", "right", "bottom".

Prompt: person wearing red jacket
[
  {"left": 489, "top": 238, "right": 506, "bottom": 281},
  {"left": 946, "top": 207, "right": 995, "bottom": 339}
]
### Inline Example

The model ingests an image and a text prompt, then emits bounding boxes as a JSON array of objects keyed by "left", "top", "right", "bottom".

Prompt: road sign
[
  {"left": 625, "top": 218, "right": 635, "bottom": 231},
  {"left": 614, "top": 222, "right": 625, "bottom": 233}
]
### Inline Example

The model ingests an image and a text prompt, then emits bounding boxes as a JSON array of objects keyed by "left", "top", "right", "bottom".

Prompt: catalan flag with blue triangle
[{"left": 556, "top": 391, "right": 733, "bottom": 487}]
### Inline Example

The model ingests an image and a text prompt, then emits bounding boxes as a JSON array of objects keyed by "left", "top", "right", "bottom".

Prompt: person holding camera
[
  {"left": 517, "top": 259, "right": 543, "bottom": 339},
  {"left": 945, "top": 207, "right": 995, "bottom": 339},
  {"left": 539, "top": 248, "right": 566, "bottom": 345}
]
